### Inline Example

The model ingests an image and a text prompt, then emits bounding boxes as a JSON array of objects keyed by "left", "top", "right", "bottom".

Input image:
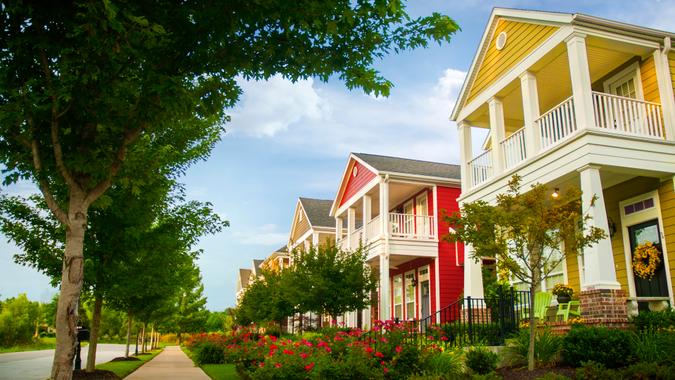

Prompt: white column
[
  {"left": 566, "top": 33, "right": 595, "bottom": 130},
  {"left": 578, "top": 165, "right": 621, "bottom": 289},
  {"left": 312, "top": 232, "right": 319, "bottom": 247},
  {"left": 488, "top": 97, "right": 506, "bottom": 174},
  {"left": 653, "top": 48, "right": 675, "bottom": 140},
  {"left": 335, "top": 216, "right": 343, "bottom": 244},
  {"left": 520, "top": 71, "right": 541, "bottom": 155},
  {"left": 432, "top": 186, "right": 438, "bottom": 239},
  {"left": 379, "top": 253, "right": 391, "bottom": 321},
  {"left": 363, "top": 195, "right": 372, "bottom": 240},
  {"left": 463, "top": 243, "right": 485, "bottom": 299},
  {"left": 457, "top": 121, "right": 473, "bottom": 192},
  {"left": 347, "top": 207, "right": 356, "bottom": 250},
  {"left": 379, "top": 178, "right": 389, "bottom": 237}
]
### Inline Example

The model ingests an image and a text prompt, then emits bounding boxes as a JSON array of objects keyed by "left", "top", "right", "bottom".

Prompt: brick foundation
[
  {"left": 461, "top": 307, "right": 492, "bottom": 324},
  {"left": 579, "top": 289, "right": 629, "bottom": 326}
]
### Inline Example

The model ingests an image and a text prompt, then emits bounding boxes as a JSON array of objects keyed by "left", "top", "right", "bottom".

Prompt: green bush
[
  {"left": 575, "top": 361, "right": 617, "bottom": 380},
  {"left": 631, "top": 310, "right": 675, "bottom": 333},
  {"left": 195, "top": 342, "right": 225, "bottom": 365},
  {"left": 629, "top": 331, "right": 675, "bottom": 366},
  {"left": 420, "top": 350, "right": 464, "bottom": 379},
  {"left": 439, "top": 321, "right": 512, "bottom": 347},
  {"left": 619, "top": 362, "right": 675, "bottom": 380},
  {"left": 502, "top": 328, "right": 562, "bottom": 367},
  {"left": 561, "top": 326, "right": 632, "bottom": 368},
  {"left": 465, "top": 346, "right": 499, "bottom": 375}
]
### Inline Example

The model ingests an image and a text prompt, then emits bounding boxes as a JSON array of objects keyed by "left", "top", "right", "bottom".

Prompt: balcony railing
[
  {"left": 538, "top": 96, "right": 577, "bottom": 150},
  {"left": 500, "top": 127, "right": 527, "bottom": 169},
  {"left": 389, "top": 213, "right": 436, "bottom": 240},
  {"left": 366, "top": 215, "right": 381, "bottom": 241},
  {"left": 468, "top": 149, "right": 493, "bottom": 188},
  {"left": 592, "top": 91, "right": 664, "bottom": 139}
]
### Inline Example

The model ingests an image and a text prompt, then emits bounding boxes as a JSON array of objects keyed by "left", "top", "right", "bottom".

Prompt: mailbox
[{"left": 77, "top": 327, "right": 89, "bottom": 342}]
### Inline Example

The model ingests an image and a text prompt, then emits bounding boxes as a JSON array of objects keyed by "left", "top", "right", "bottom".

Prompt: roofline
[
  {"left": 380, "top": 170, "right": 461, "bottom": 186},
  {"left": 450, "top": 7, "right": 675, "bottom": 122},
  {"left": 329, "top": 153, "right": 380, "bottom": 216}
]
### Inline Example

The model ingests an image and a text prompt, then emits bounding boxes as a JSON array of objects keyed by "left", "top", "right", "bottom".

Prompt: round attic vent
[
  {"left": 495, "top": 31, "right": 507, "bottom": 50},
  {"left": 352, "top": 166, "right": 358, "bottom": 177}
]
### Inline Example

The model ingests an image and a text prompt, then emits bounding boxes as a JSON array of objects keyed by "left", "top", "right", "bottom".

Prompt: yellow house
[{"left": 452, "top": 8, "right": 675, "bottom": 322}]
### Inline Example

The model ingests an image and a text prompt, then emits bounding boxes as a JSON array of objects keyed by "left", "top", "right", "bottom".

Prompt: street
[{"left": 0, "top": 344, "right": 129, "bottom": 380}]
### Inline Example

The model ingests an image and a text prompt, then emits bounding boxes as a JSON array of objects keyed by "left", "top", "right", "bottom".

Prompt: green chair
[
  {"left": 556, "top": 300, "right": 581, "bottom": 321},
  {"left": 520, "top": 292, "right": 553, "bottom": 321}
]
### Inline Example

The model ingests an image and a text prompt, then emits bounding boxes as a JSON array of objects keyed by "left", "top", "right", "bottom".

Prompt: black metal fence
[{"left": 363, "top": 288, "right": 530, "bottom": 349}]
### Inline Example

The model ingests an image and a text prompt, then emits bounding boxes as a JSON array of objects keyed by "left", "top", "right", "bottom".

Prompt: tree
[
  {"left": 0, "top": 293, "right": 41, "bottom": 347},
  {"left": 235, "top": 269, "right": 296, "bottom": 326},
  {"left": 1, "top": 3, "right": 458, "bottom": 376},
  {"left": 291, "top": 244, "right": 377, "bottom": 323},
  {"left": 205, "top": 309, "right": 235, "bottom": 332},
  {"left": 445, "top": 175, "right": 605, "bottom": 371},
  {"left": 160, "top": 266, "right": 209, "bottom": 343}
]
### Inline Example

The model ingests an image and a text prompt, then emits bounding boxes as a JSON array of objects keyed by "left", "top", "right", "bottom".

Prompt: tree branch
[{"left": 30, "top": 130, "right": 69, "bottom": 226}]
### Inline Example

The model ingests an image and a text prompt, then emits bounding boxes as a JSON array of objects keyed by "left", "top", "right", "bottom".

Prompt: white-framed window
[
  {"left": 393, "top": 275, "right": 403, "bottom": 320},
  {"left": 405, "top": 271, "right": 416, "bottom": 320},
  {"left": 510, "top": 242, "right": 567, "bottom": 292},
  {"left": 603, "top": 62, "right": 643, "bottom": 100}
]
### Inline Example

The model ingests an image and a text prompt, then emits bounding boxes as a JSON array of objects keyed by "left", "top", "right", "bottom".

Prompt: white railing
[
  {"left": 500, "top": 127, "right": 527, "bottom": 169},
  {"left": 365, "top": 215, "right": 381, "bottom": 242},
  {"left": 538, "top": 96, "right": 577, "bottom": 150},
  {"left": 388, "top": 213, "right": 436, "bottom": 239},
  {"left": 468, "top": 149, "right": 493, "bottom": 187},
  {"left": 592, "top": 91, "right": 664, "bottom": 139}
]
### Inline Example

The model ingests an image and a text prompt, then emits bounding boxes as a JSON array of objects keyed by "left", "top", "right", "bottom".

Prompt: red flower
[
  {"left": 305, "top": 362, "right": 315, "bottom": 371},
  {"left": 383, "top": 367, "right": 389, "bottom": 374},
  {"left": 300, "top": 353, "right": 308, "bottom": 359},
  {"left": 274, "top": 363, "right": 282, "bottom": 368},
  {"left": 375, "top": 351, "right": 384, "bottom": 358},
  {"left": 395, "top": 345, "right": 402, "bottom": 354},
  {"left": 283, "top": 349, "right": 295, "bottom": 355},
  {"left": 365, "top": 347, "right": 374, "bottom": 354},
  {"left": 324, "top": 346, "right": 332, "bottom": 353}
]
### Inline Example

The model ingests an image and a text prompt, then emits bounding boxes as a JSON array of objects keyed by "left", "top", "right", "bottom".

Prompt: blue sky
[{"left": 2, "top": 0, "right": 675, "bottom": 310}]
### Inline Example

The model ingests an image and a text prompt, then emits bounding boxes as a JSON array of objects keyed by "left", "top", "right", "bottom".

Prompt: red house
[{"left": 330, "top": 153, "right": 464, "bottom": 327}]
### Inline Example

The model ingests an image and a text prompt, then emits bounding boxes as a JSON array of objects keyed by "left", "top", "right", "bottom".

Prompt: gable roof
[
  {"left": 450, "top": 7, "right": 675, "bottom": 121},
  {"left": 252, "top": 259, "right": 264, "bottom": 276},
  {"left": 237, "top": 268, "right": 252, "bottom": 291},
  {"left": 298, "top": 197, "right": 335, "bottom": 228},
  {"left": 353, "top": 153, "right": 461, "bottom": 180}
]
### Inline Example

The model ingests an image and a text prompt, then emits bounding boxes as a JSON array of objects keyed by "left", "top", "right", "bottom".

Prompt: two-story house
[
  {"left": 452, "top": 8, "right": 675, "bottom": 323},
  {"left": 330, "top": 153, "right": 464, "bottom": 327},
  {"left": 288, "top": 197, "right": 337, "bottom": 251}
]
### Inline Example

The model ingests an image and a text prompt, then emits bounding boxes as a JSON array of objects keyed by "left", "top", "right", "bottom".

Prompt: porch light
[
  {"left": 552, "top": 188, "right": 560, "bottom": 199},
  {"left": 410, "top": 276, "right": 418, "bottom": 287}
]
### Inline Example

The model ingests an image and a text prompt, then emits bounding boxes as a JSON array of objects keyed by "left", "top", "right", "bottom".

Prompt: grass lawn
[
  {"left": 181, "top": 346, "right": 240, "bottom": 380},
  {"left": 96, "top": 348, "right": 162, "bottom": 378},
  {"left": 0, "top": 337, "right": 57, "bottom": 353}
]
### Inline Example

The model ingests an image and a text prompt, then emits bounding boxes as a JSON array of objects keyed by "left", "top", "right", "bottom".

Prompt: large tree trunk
[
  {"left": 85, "top": 296, "right": 103, "bottom": 372},
  {"left": 124, "top": 314, "right": 132, "bottom": 358},
  {"left": 140, "top": 323, "right": 146, "bottom": 353},
  {"left": 51, "top": 198, "right": 88, "bottom": 380}
]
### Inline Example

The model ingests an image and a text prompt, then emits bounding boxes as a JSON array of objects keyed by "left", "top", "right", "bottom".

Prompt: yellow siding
[
  {"left": 658, "top": 178, "right": 675, "bottom": 300},
  {"left": 565, "top": 246, "right": 581, "bottom": 296},
  {"left": 466, "top": 19, "right": 558, "bottom": 103},
  {"left": 669, "top": 52, "right": 675, "bottom": 94},
  {"left": 640, "top": 56, "right": 661, "bottom": 104},
  {"left": 290, "top": 207, "right": 311, "bottom": 244}
]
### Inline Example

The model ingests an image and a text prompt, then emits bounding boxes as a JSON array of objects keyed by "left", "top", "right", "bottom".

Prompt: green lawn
[
  {"left": 0, "top": 337, "right": 57, "bottom": 353},
  {"left": 181, "top": 346, "right": 240, "bottom": 380},
  {"left": 96, "top": 348, "right": 162, "bottom": 378}
]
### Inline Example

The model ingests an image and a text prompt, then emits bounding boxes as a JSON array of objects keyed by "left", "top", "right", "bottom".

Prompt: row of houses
[{"left": 238, "top": 8, "right": 675, "bottom": 328}]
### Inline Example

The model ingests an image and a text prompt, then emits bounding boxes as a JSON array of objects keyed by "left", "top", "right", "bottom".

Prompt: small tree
[
  {"left": 235, "top": 269, "right": 295, "bottom": 327},
  {"left": 445, "top": 175, "right": 606, "bottom": 371},
  {"left": 290, "top": 243, "right": 377, "bottom": 324}
]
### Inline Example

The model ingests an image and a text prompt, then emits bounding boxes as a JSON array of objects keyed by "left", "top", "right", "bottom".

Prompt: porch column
[
  {"left": 577, "top": 165, "right": 621, "bottom": 289},
  {"left": 312, "top": 232, "right": 319, "bottom": 247},
  {"left": 457, "top": 121, "right": 473, "bottom": 191},
  {"left": 379, "top": 178, "right": 390, "bottom": 237},
  {"left": 335, "top": 216, "right": 343, "bottom": 243},
  {"left": 463, "top": 243, "right": 484, "bottom": 298},
  {"left": 566, "top": 33, "right": 595, "bottom": 130},
  {"left": 520, "top": 71, "right": 541, "bottom": 155},
  {"left": 347, "top": 207, "right": 356, "bottom": 250},
  {"left": 363, "top": 195, "right": 372, "bottom": 241},
  {"left": 653, "top": 47, "right": 675, "bottom": 140},
  {"left": 488, "top": 97, "right": 506, "bottom": 174},
  {"left": 379, "top": 253, "right": 391, "bottom": 321}
]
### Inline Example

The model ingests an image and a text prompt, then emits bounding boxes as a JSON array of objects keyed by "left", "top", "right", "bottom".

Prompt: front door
[
  {"left": 420, "top": 280, "right": 430, "bottom": 320},
  {"left": 628, "top": 219, "right": 668, "bottom": 298}
]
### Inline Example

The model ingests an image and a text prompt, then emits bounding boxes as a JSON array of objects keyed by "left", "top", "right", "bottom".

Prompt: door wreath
[{"left": 632, "top": 241, "right": 661, "bottom": 280}]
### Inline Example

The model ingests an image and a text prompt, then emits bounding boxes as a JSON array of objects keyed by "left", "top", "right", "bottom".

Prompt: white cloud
[
  {"left": 228, "top": 68, "right": 468, "bottom": 164},
  {"left": 233, "top": 223, "right": 288, "bottom": 246}
]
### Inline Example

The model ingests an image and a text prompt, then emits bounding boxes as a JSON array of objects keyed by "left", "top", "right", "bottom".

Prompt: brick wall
[{"left": 580, "top": 289, "right": 629, "bottom": 325}]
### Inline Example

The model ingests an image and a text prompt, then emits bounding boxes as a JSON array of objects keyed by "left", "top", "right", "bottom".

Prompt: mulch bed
[
  {"left": 496, "top": 366, "right": 576, "bottom": 379},
  {"left": 72, "top": 369, "right": 120, "bottom": 380},
  {"left": 109, "top": 356, "right": 141, "bottom": 362}
]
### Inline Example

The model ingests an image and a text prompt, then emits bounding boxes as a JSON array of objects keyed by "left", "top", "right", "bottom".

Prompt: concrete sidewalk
[{"left": 125, "top": 346, "right": 209, "bottom": 379}]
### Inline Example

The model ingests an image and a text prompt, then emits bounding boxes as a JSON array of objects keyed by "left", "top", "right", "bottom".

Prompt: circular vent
[
  {"left": 495, "top": 31, "right": 507, "bottom": 51},
  {"left": 352, "top": 166, "right": 358, "bottom": 177}
]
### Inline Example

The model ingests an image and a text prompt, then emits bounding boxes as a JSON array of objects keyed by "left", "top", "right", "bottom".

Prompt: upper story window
[{"left": 604, "top": 62, "right": 643, "bottom": 100}]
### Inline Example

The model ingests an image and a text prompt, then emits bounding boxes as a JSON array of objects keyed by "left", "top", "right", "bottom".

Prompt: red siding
[
  {"left": 436, "top": 186, "right": 464, "bottom": 310},
  {"left": 339, "top": 160, "right": 376, "bottom": 207}
]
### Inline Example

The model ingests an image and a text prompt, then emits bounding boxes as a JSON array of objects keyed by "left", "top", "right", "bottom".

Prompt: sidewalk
[{"left": 125, "top": 346, "right": 209, "bottom": 380}]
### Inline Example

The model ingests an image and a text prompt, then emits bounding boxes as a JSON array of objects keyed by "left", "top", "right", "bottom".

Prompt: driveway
[{"left": 0, "top": 344, "right": 128, "bottom": 380}]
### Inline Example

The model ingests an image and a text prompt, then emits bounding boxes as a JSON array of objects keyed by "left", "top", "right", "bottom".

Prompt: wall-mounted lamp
[
  {"left": 552, "top": 188, "right": 560, "bottom": 199},
  {"left": 410, "top": 276, "right": 418, "bottom": 287},
  {"left": 607, "top": 217, "right": 617, "bottom": 238}
]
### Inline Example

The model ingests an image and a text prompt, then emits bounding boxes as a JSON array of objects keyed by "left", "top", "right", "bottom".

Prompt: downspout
[{"left": 448, "top": 227, "right": 461, "bottom": 267}]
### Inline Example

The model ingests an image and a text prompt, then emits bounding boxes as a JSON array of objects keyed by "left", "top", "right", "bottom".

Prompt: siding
[
  {"left": 436, "top": 186, "right": 464, "bottom": 309},
  {"left": 669, "top": 52, "right": 675, "bottom": 94},
  {"left": 466, "top": 19, "right": 558, "bottom": 104},
  {"left": 339, "top": 160, "right": 376, "bottom": 207},
  {"left": 290, "top": 206, "right": 311, "bottom": 244},
  {"left": 389, "top": 258, "right": 435, "bottom": 320},
  {"left": 640, "top": 55, "right": 661, "bottom": 104},
  {"left": 658, "top": 178, "right": 675, "bottom": 300}
]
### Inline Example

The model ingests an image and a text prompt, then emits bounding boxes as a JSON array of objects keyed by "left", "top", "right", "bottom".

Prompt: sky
[{"left": 2, "top": 0, "right": 675, "bottom": 311}]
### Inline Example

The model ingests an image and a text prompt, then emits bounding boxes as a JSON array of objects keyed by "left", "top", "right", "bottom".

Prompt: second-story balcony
[
  {"left": 340, "top": 213, "right": 437, "bottom": 252},
  {"left": 468, "top": 92, "right": 666, "bottom": 188}
]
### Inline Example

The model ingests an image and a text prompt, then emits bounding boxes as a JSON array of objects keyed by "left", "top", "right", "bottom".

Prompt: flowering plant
[
  {"left": 632, "top": 241, "right": 661, "bottom": 280},
  {"left": 551, "top": 284, "right": 573, "bottom": 298}
]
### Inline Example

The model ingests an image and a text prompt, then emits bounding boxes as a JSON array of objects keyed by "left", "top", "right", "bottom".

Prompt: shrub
[
  {"left": 619, "top": 362, "right": 675, "bottom": 380},
  {"left": 420, "top": 350, "right": 464, "bottom": 379},
  {"left": 561, "top": 326, "right": 632, "bottom": 368},
  {"left": 439, "top": 321, "right": 512, "bottom": 347},
  {"left": 629, "top": 331, "right": 675, "bottom": 366},
  {"left": 195, "top": 342, "right": 225, "bottom": 365},
  {"left": 502, "top": 328, "right": 562, "bottom": 367},
  {"left": 465, "top": 346, "right": 499, "bottom": 375},
  {"left": 575, "top": 361, "right": 618, "bottom": 380},
  {"left": 632, "top": 310, "right": 675, "bottom": 333}
]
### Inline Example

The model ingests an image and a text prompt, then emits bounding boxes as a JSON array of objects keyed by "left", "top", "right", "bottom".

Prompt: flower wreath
[{"left": 632, "top": 241, "right": 661, "bottom": 280}]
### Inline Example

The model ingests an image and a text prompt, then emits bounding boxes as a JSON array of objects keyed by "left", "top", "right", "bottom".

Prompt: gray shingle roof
[
  {"left": 275, "top": 245, "right": 288, "bottom": 253},
  {"left": 353, "top": 153, "right": 460, "bottom": 180},
  {"left": 299, "top": 197, "right": 335, "bottom": 228},
  {"left": 252, "top": 259, "right": 264, "bottom": 275}
]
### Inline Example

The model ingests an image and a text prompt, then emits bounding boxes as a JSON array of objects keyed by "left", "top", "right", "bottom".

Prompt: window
[
  {"left": 405, "top": 271, "right": 416, "bottom": 320},
  {"left": 393, "top": 275, "right": 403, "bottom": 320},
  {"left": 604, "top": 63, "right": 643, "bottom": 100},
  {"left": 509, "top": 241, "right": 566, "bottom": 293}
]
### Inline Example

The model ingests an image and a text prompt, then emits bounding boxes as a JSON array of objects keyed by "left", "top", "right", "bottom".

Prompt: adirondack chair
[
  {"left": 521, "top": 292, "right": 553, "bottom": 321},
  {"left": 556, "top": 300, "right": 581, "bottom": 321}
]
